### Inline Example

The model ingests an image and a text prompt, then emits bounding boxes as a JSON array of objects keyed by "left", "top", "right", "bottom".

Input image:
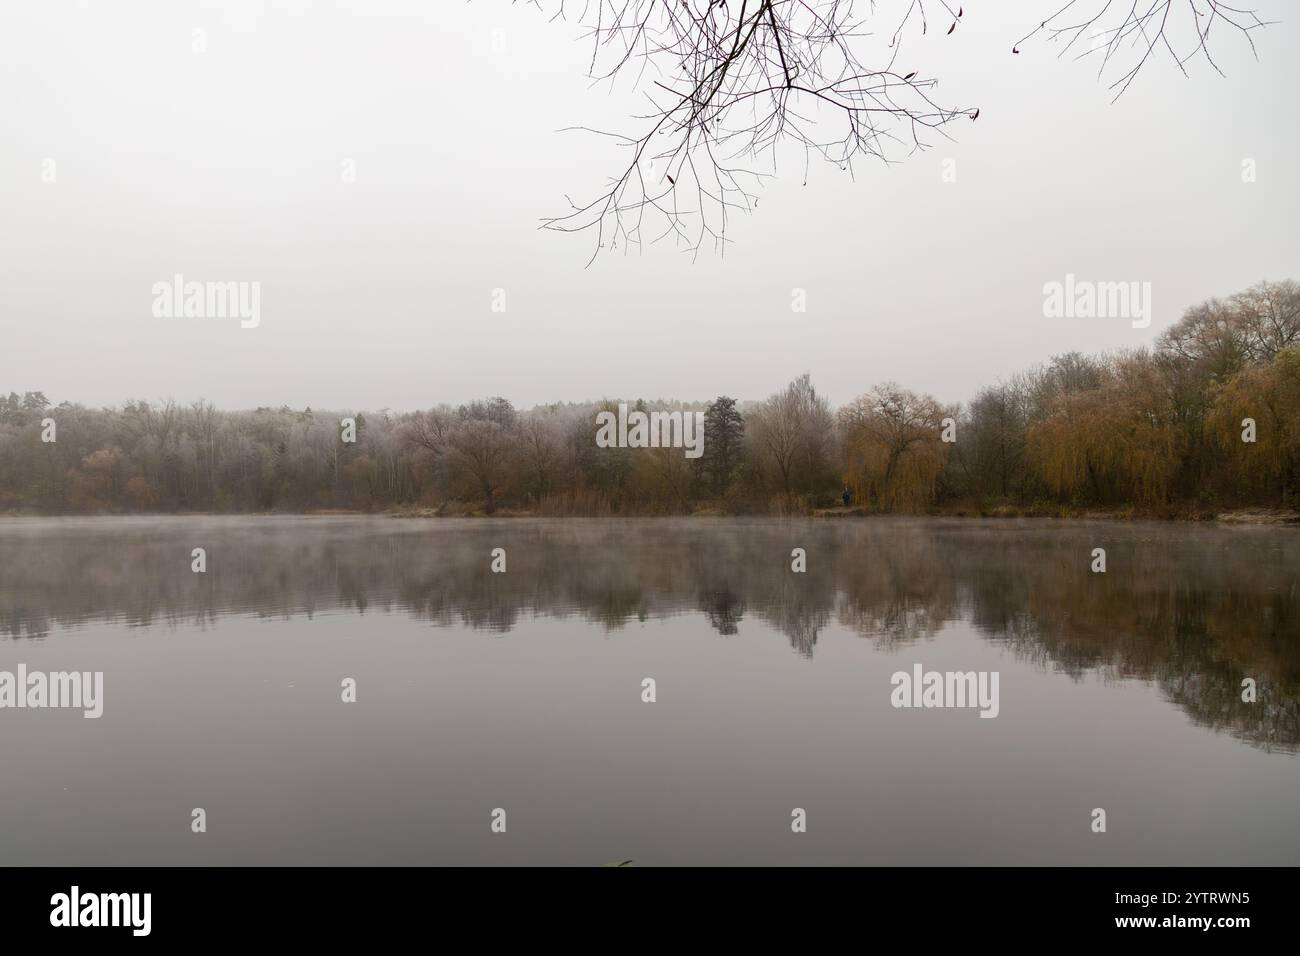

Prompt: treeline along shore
[{"left": 2, "top": 281, "right": 1298, "bottom": 518}]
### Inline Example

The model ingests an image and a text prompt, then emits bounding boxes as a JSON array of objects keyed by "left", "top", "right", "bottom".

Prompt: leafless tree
[
  {"left": 1233, "top": 279, "right": 1300, "bottom": 361},
  {"left": 526, "top": 1, "right": 1268, "bottom": 259},
  {"left": 750, "top": 371, "right": 833, "bottom": 498},
  {"left": 519, "top": 409, "right": 565, "bottom": 501},
  {"left": 403, "top": 407, "right": 454, "bottom": 459},
  {"left": 449, "top": 399, "right": 520, "bottom": 514}
]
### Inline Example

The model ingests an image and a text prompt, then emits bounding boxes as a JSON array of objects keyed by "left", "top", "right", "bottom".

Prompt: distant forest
[{"left": 2, "top": 281, "right": 1297, "bottom": 517}]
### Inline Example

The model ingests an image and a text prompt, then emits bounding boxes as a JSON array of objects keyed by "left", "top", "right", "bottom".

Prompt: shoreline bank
[{"left": 3, "top": 507, "right": 1298, "bottom": 524}]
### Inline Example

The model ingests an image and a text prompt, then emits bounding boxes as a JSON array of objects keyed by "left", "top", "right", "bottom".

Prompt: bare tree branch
[
  {"left": 530, "top": 0, "right": 978, "bottom": 260},
  {"left": 1013, "top": 1, "right": 1270, "bottom": 101},
  {"left": 526, "top": 1, "right": 1269, "bottom": 260}
]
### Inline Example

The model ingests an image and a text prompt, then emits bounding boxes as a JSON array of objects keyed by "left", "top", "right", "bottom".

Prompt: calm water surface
[{"left": 0, "top": 516, "right": 1296, "bottom": 865}]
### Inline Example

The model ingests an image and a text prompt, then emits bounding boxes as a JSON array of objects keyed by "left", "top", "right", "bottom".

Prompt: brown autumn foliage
[
  {"left": 1, "top": 281, "right": 1297, "bottom": 516},
  {"left": 838, "top": 384, "right": 947, "bottom": 511},
  {"left": 1026, "top": 352, "right": 1183, "bottom": 506},
  {"left": 1207, "top": 345, "right": 1300, "bottom": 502}
]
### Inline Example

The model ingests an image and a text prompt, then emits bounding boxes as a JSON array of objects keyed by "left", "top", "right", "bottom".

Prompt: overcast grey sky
[{"left": 1, "top": 0, "right": 1296, "bottom": 411}]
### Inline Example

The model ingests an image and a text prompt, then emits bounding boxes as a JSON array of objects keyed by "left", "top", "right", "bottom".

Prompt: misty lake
[{"left": 0, "top": 515, "right": 1297, "bottom": 865}]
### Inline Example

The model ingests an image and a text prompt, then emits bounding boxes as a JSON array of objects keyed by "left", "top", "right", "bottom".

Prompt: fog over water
[{"left": 1, "top": 516, "right": 1296, "bottom": 864}]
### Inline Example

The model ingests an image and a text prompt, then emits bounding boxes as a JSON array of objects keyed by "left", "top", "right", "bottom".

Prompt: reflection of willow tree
[
  {"left": 762, "top": 577, "right": 833, "bottom": 658},
  {"left": 962, "top": 532, "right": 1300, "bottom": 752},
  {"left": 834, "top": 522, "right": 959, "bottom": 646},
  {"left": 1, "top": 517, "right": 1295, "bottom": 749}
]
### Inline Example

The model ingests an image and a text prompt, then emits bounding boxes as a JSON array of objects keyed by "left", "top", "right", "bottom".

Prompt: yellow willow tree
[
  {"left": 1027, "top": 352, "right": 1182, "bottom": 505},
  {"left": 837, "top": 384, "right": 947, "bottom": 512},
  {"left": 1208, "top": 345, "right": 1300, "bottom": 506}
]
